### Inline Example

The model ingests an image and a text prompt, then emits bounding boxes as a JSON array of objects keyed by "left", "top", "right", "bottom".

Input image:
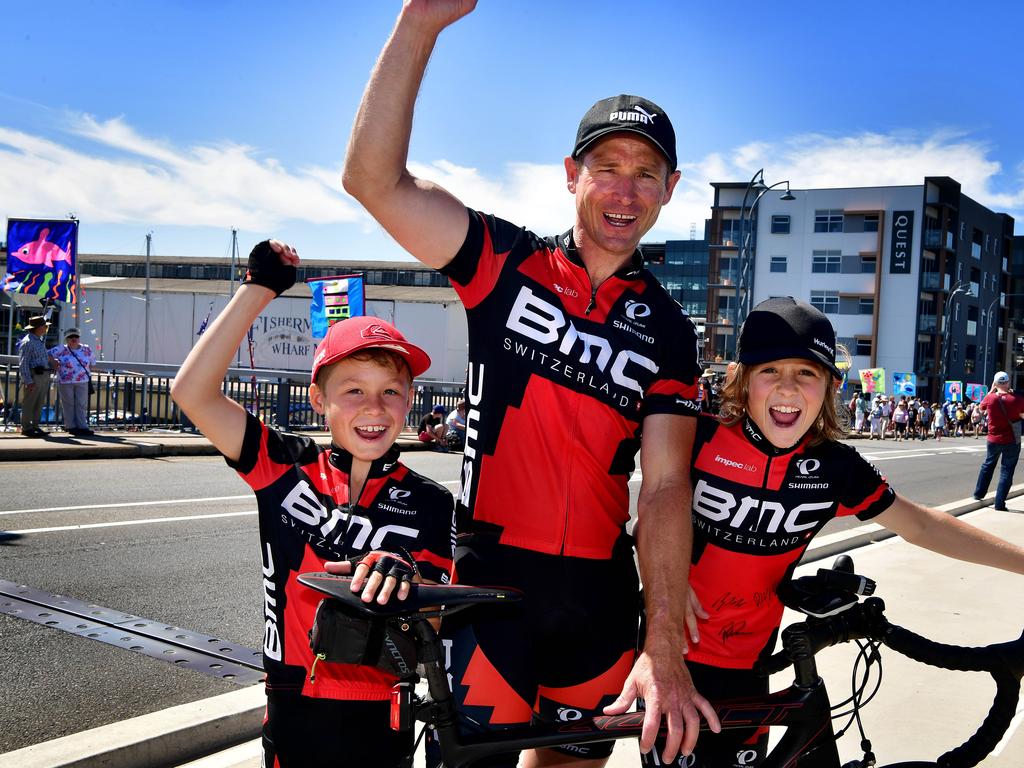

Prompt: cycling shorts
[
  {"left": 262, "top": 692, "right": 414, "bottom": 768},
  {"left": 444, "top": 536, "right": 641, "bottom": 765},
  {"left": 642, "top": 662, "right": 768, "bottom": 768}
]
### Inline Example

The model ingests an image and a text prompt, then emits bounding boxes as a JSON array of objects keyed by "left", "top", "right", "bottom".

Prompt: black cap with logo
[
  {"left": 737, "top": 297, "right": 842, "bottom": 379},
  {"left": 572, "top": 94, "right": 677, "bottom": 171}
]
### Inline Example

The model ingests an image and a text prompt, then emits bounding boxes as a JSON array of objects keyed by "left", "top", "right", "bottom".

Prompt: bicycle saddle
[{"left": 298, "top": 573, "right": 523, "bottom": 618}]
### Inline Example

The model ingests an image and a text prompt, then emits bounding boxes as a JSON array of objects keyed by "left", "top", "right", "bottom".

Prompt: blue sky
[{"left": 2, "top": 0, "right": 1022, "bottom": 263}]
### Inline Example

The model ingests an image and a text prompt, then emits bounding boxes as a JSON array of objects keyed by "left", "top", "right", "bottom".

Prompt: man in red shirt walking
[{"left": 973, "top": 371, "right": 1024, "bottom": 510}]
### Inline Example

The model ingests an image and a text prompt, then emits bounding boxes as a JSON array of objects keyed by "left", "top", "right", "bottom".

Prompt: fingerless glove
[{"left": 242, "top": 240, "right": 296, "bottom": 296}]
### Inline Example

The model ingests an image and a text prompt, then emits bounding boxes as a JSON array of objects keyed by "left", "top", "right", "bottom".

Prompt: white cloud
[
  {"left": 0, "top": 113, "right": 360, "bottom": 230},
  {"left": 0, "top": 117, "right": 1020, "bottom": 252}
]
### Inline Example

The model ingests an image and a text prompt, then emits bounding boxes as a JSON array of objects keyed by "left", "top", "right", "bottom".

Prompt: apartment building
[{"left": 706, "top": 177, "right": 1015, "bottom": 399}]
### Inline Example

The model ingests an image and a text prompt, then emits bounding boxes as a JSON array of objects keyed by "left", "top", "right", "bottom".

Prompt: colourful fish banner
[
  {"left": 892, "top": 372, "right": 916, "bottom": 397},
  {"left": 858, "top": 367, "right": 886, "bottom": 394},
  {"left": 4, "top": 218, "right": 78, "bottom": 303},
  {"left": 965, "top": 383, "right": 988, "bottom": 402},
  {"left": 944, "top": 381, "right": 963, "bottom": 402},
  {"left": 308, "top": 274, "right": 365, "bottom": 339}
]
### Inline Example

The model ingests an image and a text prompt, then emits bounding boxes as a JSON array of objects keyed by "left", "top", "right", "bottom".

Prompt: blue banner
[
  {"left": 4, "top": 219, "right": 78, "bottom": 303},
  {"left": 308, "top": 274, "right": 365, "bottom": 339},
  {"left": 892, "top": 372, "right": 916, "bottom": 397}
]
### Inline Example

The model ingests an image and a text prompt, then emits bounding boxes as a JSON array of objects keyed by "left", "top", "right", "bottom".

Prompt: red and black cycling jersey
[
  {"left": 441, "top": 210, "right": 702, "bottom": 559},
  {"left": 687, "top": 415, "right": 896, "bottom": 669},
  {"left": 226, "top": 412, "right": 455, "bottom": 700}
]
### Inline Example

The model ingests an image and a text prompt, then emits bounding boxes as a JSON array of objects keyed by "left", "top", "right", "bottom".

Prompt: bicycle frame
[
  {"left": 411, "top": 617, "right": 844, "bottom": 768},
  {"left": 297, "top": 573, "right": 1024, "bottom": 768}
]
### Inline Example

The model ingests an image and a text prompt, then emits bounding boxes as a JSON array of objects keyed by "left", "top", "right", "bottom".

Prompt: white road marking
[
  {"left": 4, "top": 510, "right": 257, "bottom": 535},
  {"left": 0, "top": 495, "right": 252, "bottom": 517}
]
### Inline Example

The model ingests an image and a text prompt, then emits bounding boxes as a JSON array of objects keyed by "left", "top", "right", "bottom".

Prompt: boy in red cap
[{"left": 172, "top": 240, "right": 454, "bottom": 768}]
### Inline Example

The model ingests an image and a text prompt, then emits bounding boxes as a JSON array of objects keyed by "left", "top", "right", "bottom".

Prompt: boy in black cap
[
  {"left": 342, "top": 3, "right": 711, "bottom": 765},
  {"left": 172, "top": 240, "right": 454, "bottom": 767},
  {"left": 653, "top": 296, "right": 1024, "bottom": 767}
]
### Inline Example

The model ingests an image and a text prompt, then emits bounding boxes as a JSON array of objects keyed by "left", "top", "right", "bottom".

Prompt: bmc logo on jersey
[
  {"left": 693, "top": 478, "right": 832, "bottom": 534},
  {"left": 506, "top": 286, "right": 657, "bottom": 394}
]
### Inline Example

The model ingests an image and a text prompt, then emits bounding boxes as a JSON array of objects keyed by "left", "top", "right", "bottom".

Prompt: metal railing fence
[{"left": 0, "top": 356, "right": 463, "bottom": 433}]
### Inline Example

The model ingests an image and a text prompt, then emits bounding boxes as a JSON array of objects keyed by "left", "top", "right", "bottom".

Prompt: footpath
[
  {"left": 0, "top": 426, "right": 434, "bottom": 461},
  {"left": 1, "top": 432, "right": 1023, "bottom": 767}
]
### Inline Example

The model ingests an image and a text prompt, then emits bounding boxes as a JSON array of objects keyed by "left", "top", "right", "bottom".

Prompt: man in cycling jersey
[{"left": 341, "top": 2, "right": 718, "bottom": 765}]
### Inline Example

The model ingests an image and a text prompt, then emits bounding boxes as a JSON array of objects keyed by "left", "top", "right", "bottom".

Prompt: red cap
[{"left": 311, "top": 316, "right": 431, "bottom": 382}]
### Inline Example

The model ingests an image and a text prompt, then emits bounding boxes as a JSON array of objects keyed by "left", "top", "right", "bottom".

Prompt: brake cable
[{"left": 828, "top": 636, "right": 884, "bottom": 767}]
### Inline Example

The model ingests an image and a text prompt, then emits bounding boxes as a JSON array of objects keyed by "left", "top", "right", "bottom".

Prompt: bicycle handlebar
[
  {"left": 883, "top": 623, "right": 1024, "bottom": 768},
  {"left": 756, "top": 594, "right": 1024, "bottom": 768}
]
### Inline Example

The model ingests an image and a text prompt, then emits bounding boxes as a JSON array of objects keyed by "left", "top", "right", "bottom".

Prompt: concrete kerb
[{"left": 0, "top": 685, "right": 265, "bottom": 768}]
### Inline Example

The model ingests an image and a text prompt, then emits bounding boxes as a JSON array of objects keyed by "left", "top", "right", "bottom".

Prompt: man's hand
[
  {"left": 324, "top": 550, "right": 418, "bottom": 604},
  {"left": 603, "top": 641, "right": 720, "bottom": 761},
  {"left": 402, "top": 0, "right": 478, "bottom": 33},
  {"left": 241, "top": 239, "right": 299, "bottom": 297},
  {"left": 24, "top": 383, "right": 35, "bottom": 392}
]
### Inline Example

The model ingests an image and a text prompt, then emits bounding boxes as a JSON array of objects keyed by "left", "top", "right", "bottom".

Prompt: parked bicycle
[{"left": 299, "top": 557, "right": 1024, "bottom": 768}]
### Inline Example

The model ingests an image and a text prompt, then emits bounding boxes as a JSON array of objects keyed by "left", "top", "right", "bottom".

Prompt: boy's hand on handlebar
[
  {"left": 323, "top": 550, "right": 418, "bottom": 604},
  {"left": 604, "top": 643, "right": 720, "bottom": 761}
]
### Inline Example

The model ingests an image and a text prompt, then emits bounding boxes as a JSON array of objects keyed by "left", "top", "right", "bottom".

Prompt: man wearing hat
[
  {"left": 341, "top": 3, "right": 712, "bottom": 764},
  {"left": 17, "top": 315, "right": 54, "bottom": 437},
  {"left": 974, "top": 371, "right": 1024, "bottom": 510},
  {"left": 49, "top": 327, "right": 96, "bottom": 436}
]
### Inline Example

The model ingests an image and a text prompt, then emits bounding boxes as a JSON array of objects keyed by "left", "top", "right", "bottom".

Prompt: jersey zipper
[{"left": 585, "top": 286, "right": 598, "bottom": 315}]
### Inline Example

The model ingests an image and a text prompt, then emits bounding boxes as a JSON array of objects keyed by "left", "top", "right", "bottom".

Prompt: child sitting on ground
[
  {"left": 172, "top": 240, "right": 454, "bottom": 768},
  {"left": 648, "top": 296, "right": 1024, "bottom": 768}
]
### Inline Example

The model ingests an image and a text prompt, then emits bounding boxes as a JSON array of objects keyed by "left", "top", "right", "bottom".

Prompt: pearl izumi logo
[
  {"left": 389, "top": 488, "right": 411, "bottom": 501},
  {"left": 609, "top": 105, "right": 658, "bottom": 124},
  {"left": 796, "top": 459, "right": 821, "bottom": 475},
  {"left": 625, "top": 300, "right": 650, "bottom": 320}
]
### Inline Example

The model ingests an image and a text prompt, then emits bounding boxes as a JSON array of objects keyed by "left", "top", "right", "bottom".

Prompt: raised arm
[
  {"left": 341, "top": 0, "right": 475, "bottom": 269},
  {"left": 170, "top": 241, "right": 298, "bottom": 462},
  {"left": 604, "top": 414, "right": 720, "bottom": 761}
]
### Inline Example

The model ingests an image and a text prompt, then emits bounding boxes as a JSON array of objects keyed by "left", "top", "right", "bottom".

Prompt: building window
[
  {"left": 810, "top": 290, "right": 839, "bottom": 314},
  {"left": 863, "top": 215, "right": 879, "bottom": 233},
  {"left": 770, "top": 256, "right": 787, "bottom": 273},
  {"left": 814, "top": 209, "right": 844, "bottom": 233},
  {"left": 861, "top": 255, "right": 877, "bottom": 273},
  {"left": 859, "top": 298, "right": 874, "bottom": 315},
  {"left": 771, "top": 215, "right": 791, "bottom": 234},
  {"left": 811, "top": 250, "right": 841, "bottom": 273},
  {"left": 855, "top": 338, "right": 872, "bottom": 357}
]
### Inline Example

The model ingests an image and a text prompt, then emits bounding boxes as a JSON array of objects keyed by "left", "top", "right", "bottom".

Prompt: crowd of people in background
[
  {"left": 845, "top": 391, "right": 987, "bottom": 441},
  {"left": 697, "top": 374, "right": 994, "bottom": 444}
]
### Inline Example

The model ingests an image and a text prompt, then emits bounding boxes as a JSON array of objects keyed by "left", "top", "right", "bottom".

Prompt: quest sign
[{"left": 889, "top": 210, "right": 914, "bottom": 274}]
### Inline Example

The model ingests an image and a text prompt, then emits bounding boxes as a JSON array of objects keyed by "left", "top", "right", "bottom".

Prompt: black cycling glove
[
  {"left": 346, "top": 549, "right": 418, "bottom": 587},
  {"left": 242, "top": 240, "right": 296, "bottom": 297}
]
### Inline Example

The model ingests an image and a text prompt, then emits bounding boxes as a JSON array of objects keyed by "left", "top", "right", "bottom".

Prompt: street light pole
[
  {"left": 938, "top": 280, "right": 973, "bottom": 396},
  {"left": 983, "top": 293, "right": 1024, "bottom": 383},
  {"left": 731, "top": 169, "right": 795, "bottom": 356}
]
